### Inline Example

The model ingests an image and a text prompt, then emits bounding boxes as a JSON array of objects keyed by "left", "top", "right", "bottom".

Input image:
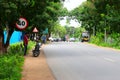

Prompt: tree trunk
[
  {"left": 0, "top": 30, "right": 3, "bottom": 54},
  {"left": 0, "top": 23, "right": 4, "bottom": 54},
  {"left": 2, "top": 23, "right": 14, "bottom": 53}
]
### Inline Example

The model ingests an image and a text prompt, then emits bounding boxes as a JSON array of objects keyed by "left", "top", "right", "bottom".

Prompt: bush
[
  {"left": 0, "top": 55, "right": 24, "bottom": 80},
  {"left": 0, "top": 42, "right": 24, "bottom": 80},
  {"left": 90, "top": 33, "right": 120, "bottom": 49},
  {"left": 8, "top": 43, "right": 24, "bottom": 56},
  {"left": 0, "top": 41, "right": 35, "bottom": 80}
]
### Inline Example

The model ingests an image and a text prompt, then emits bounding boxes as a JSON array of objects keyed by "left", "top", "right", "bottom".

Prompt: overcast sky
[
  {"left": 60, "top": 0, "right": 86, "bottom": 27},
  {"left": 63, "top": 0, "right": 86, "bottom": 11}
]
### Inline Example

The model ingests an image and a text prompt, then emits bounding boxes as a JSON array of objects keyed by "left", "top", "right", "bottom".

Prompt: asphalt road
[{"left": 43, "top": 42, "right": 120, "bottom": 80}]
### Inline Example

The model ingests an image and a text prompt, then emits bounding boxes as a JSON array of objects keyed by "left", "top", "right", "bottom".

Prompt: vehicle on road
[
  {"left": 69, "top": 37, "right": 75, "bottom": 42},
  {"left": 81, "top": 32, "right": 89, "bottom": 42},
  {"left": 49, "top": 37, "right": 54, "bottom": 42}
]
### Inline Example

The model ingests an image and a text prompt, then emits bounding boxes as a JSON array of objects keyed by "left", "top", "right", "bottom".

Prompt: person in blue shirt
[{"left": 41, "top": 34, "right": 46, "bottom": 44}]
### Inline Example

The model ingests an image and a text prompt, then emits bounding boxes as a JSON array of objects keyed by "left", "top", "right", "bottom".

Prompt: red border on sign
[{"left": 16, "top": 17, "right": 28, "bottom": 30}]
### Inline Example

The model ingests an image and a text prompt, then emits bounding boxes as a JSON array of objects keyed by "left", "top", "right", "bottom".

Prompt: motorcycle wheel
[{"left": 33, "top": 51, "right": 40, "bottom": 57}]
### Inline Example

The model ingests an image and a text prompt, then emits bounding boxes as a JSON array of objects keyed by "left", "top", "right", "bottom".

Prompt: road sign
[
  {"left": 33, "top": 27, "right": 39, "bottom": 32},
  {"left": 16, "top": 17, "right": 28, "bottom": 30},
  {"left": 43, "top": 28, "right": 48, "bottom": 34}
]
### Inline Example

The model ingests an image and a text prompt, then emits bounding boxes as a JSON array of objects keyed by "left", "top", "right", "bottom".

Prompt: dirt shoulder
[{"left": 21, "top": 45, "right": 55, "bottom": 80}]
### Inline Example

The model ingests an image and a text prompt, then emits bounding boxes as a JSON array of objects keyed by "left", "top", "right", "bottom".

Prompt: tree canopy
[
  {"left": 69, "top": 0, "right": 120, "bottom": 34},
  {"left": 0, "top": 0, "right": 64, "bottom": 52}
]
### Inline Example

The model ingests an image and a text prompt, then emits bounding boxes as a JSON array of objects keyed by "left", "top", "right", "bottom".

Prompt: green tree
[
  {"left": 51, "top": 22, "right": 66, "bottom": 38},
  {"left": 0, "top": 0, "right": 30, "bottom": 52},
  {"left": 70, "top": 0, "right": 120, "bottom": 37},
  {"left": 74, "top": 27, "right": 85, "bottom": 38},
  {"left": 0, "top": 0, "right": 62, "bottom": 53},
  {"left": 69, "top": 1, "right": 97, "bottom": 34}
]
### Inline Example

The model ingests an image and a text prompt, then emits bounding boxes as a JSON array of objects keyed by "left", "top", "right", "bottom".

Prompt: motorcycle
[{"left": 32, "top": 42, "right": 41, "bottom": 57}]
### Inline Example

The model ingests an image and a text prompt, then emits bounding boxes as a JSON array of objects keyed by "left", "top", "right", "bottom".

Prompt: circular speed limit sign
[{"left": 16, "top": 17, "right": 28, "bottom": 30}]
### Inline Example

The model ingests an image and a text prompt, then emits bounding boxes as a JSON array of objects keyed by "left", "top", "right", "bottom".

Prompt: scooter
[{"left": 32, "top": 42, "right": 41, "bottom": 57}]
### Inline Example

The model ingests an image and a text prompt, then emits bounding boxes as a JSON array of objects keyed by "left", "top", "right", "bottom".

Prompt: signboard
[
  {"left": 43, "top": 28, "right": 48, "bottom": 34},
  {"left": 33, "top": 27, "right": 38, "bottom": 32},
  {"left": 16, "top": 17, "right": 28, "bottom": 30}
]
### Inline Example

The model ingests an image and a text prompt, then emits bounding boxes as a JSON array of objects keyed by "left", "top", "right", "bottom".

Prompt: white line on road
[{"left": 104, "top": 57, "right": 116, "bottom": 62}]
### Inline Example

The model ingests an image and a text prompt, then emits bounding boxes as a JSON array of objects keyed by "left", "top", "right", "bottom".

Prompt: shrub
[
  {"left": 90, "top": 33, "right": 120, "bottom": 49},
  {"left": 0, "top": 55, "right": 24, "bottom": 80},
  {"left": 0, "top": 42, "right": 24, "bottom": 80},
  {"left": 0, "top": 41, "right": 35, "bottom": 80}
]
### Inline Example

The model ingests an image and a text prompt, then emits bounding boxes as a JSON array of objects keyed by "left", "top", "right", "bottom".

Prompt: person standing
[
  {"left": 41, "top": 34, "right": 46, "bottom": 44},
  {"left": 23, "top": 33, "right": 28, "bottom": 56}
]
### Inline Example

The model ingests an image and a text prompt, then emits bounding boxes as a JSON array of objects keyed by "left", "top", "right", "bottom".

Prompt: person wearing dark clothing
[{"left": 23, "top": 34, "right": 28, "bottom": 56}]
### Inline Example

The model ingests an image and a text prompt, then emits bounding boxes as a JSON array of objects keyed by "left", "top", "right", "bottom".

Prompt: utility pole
[
  {"left": 104, "top": 20, "right": 107, "bottom": 43},
  {"left": 93, "top": 26, "right": 95, "bottom": 36}
]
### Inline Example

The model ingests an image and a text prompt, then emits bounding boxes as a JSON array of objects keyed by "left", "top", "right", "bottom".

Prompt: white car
[
  {"left": 69, "top": 38, "right": 75, "bottom": 42},
  {"left": 49, "top": 37, "right": 54, "bottom": 42}
]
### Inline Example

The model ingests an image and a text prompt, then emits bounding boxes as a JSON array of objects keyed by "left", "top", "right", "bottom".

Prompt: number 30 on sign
[{"left": 16, "top": 17, "right": 28, "bottom": 30}]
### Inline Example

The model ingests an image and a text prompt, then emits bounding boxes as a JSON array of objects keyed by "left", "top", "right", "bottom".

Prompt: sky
[
  {"left": 63, "top": 0, "right": 86, "bottom": 11},
  {"left": 60, "top": 0, "right": 86, "bottom": 27}
]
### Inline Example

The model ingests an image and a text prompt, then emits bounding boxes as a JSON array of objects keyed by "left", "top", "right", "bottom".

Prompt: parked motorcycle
[{"left": 32, "top": 42, "right": 41, "bottom": 57}]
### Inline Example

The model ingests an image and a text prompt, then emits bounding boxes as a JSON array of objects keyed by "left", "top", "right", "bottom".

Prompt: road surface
[{"left": 43, "top": 42, "right": 120, "bottom": 80}]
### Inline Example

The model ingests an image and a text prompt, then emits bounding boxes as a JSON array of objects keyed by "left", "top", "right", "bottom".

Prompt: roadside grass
[
  {"left": 0, "top": 41, "right": 35, "bottom": 80},
  {"left": 89, "top": 35, "right": 120, "bottom": 50}
]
